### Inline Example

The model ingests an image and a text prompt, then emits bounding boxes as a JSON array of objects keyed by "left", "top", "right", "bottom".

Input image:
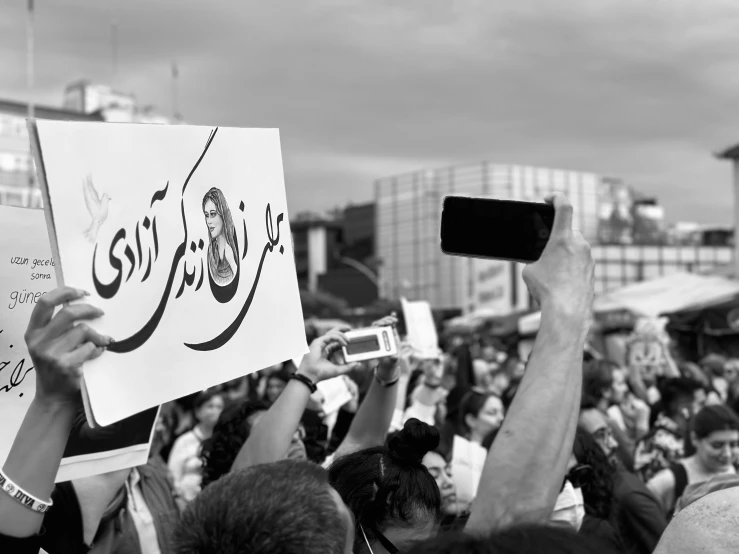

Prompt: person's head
[
  {"left": 724, "top": 359, "right": 739, "bottom": 384},
  {"left": 202, "top": 187, "right": 234, "bottom": 241},
  {"left": 691, "top": 405, "right": 739, "bottom": 474},
  {"left": 406, "top": 525, "right": 621, "bottom": 554},
  {"left": 266, "top": 367, "right": 291, "bottom": 404},
  {"left": 572, "top": 428, "right": 615, "bottom": 521},
  {"left": 459, "top": 390, "right": 505, "bottom": 444},
  {"left": 421, "top": 450, "right": 458, "bottom": 517},
  {"left": 661, "top": 378, "right": 702, "bottom": 424},
  {"left": 583, "top": 359, "right": 618, "bottom": 408},
  {"left": 653, "top": 486, "right": 739, "bottom": 554},
  {"left": 611, "top": 366, "right": 630, "bottom": 404},
  {"left": 700, "top": 354, "right": 727, "bottom": 379},
  {"left": 174, "top": 460, "right": 353, "bottom": 554},
  {"left": 193, "top": 390, "right": 224, "bottom": 430},
  {"left": 329, "top": 418, "right": 441, "bottom": 553},
  {"left": 578, "top": 403, "right": 618, "bottom": 460},
  {"left": 200, "top": 399, "right": 270, "bottom": 488}
]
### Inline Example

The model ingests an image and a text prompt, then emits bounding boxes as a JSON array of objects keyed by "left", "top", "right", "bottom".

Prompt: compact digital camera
[{"left": 341, "top": 326, "right": 398, "bottom": 363}]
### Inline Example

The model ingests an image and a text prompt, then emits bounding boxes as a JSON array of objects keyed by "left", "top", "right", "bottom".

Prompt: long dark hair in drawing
[
  {"left": 203, "top": 187, "right": 237, "bottom": 283},
  {"left": 202, "top": 187, "right": 240, "bottom": 300}
]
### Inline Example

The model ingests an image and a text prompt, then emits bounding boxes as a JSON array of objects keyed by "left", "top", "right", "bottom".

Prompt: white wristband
[{"left": 0, "top": 468, "right": 53, "bottom": 513}]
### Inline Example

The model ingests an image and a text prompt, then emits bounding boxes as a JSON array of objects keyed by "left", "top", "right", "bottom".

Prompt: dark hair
[
  {"left": 174, "top": 460, "right": 347, "bottom": 554},
  {"left": 583, "top": 360, "right": 618, "bottom": 404},
  {"left": 405, "top": 525, "right": 622, "bottom": 554},
  {"left": 660, "top": 378, "right": 702, "bottom": 416},
  {"left": 200, "top": 399, "right": 270, "bottom": 488},
  {"left": 328, "top": 418, "right": 441, "bottom": 550},
  {"left": 692, "top": 404, "right": 739, "bottom": 439},
  {"left": 572, "top": 429, "right": 616, "bottom": 520},
  {"left": 193, "top": 389, "right": 223, "bottom": 412},
  {"left": 458, "top": 390, "right": 501, "bottom": 437},
  {"left": 268, "top": 366, "right": 292, "bottom": 385}
]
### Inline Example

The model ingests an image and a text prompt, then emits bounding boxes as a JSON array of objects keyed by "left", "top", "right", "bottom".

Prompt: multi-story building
[
  {"left": 0, "top": 99, "right": 102, "bottom": 208},
  {"left": 375, "top": 162, "right": 602, "bottom": 310},
  {"left": 64, "top": 80, "right": 175, "bottom": 124}
]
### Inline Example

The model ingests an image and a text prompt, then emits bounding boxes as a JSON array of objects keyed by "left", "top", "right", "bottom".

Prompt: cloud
[{"left": 2, "top": 0, "right": 739, "bottom": 222}]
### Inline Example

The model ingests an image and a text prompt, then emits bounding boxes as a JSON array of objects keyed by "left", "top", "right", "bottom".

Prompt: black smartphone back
[{"left": 440, "top": 196, "right": 555, "bottom": 263}]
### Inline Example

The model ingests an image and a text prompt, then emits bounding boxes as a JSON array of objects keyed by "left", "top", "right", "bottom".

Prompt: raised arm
[
  {"left": 230, "top": 328, "right": 357, "bottom": 471},
  {"left": 332, "top": 315, "right": 403, "bottom": 459},
  {"left": 465, "top": 194, "right": 594, "bottom": 533},
  {"left": 0, "top": 286, "right": 112, "bottom": 538}
]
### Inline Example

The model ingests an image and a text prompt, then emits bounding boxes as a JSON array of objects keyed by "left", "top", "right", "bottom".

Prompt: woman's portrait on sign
[{"left": 203, "top": 187, "right": 239, "bottom": 287}]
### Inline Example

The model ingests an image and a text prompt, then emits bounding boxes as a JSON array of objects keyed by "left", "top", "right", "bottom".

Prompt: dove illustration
[{"left": 82, "top": 175, "right": 111, "bottom": 244}]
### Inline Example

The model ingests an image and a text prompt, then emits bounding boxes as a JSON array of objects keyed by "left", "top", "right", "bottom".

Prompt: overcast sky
[{"left": 2, "top": 0, "right": 739, "bottom": 223}]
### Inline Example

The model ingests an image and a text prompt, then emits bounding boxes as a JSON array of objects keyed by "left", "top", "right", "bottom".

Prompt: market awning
[{"left": 593, "top": 272, "right": 739, "bottom": 317}]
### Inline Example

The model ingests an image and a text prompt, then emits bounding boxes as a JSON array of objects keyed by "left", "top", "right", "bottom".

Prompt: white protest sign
[
  {"left": 0, "top": 205, "right": 158, "bottom": 481},
  {"left": 30, "top": 121, "right": 308, "bottom": 426},
  {"left": 316, "top": 376, "right": 353, "bottom": 415},
  {"left": 451, "top": 434, "right": 487, "bottom": 505},
  {"left": 401, "top": 298, "right": 438, "bottom": 359}
]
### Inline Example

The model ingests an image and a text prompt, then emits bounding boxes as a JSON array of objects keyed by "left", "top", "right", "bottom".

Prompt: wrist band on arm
[
  {"left": 290, "top": 373, "right": 318, "bottom": 394},
  {"left": 0, "top": 468, "right": 53, "bottom": 513},
  {"left": 374, "top": 367, "right": 400, "bottom": 388}
]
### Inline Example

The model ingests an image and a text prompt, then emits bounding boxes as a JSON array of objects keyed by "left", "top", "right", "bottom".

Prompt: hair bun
[{"left": 387, "top": 418, "right": 440, "bottom": 463}]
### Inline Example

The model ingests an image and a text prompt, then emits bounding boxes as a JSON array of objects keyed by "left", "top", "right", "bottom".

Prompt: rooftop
[{"left": 0, "top": 98, "right": 104, "bottom": 122}]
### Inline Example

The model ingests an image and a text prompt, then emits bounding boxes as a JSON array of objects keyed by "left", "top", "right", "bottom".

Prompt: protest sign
[
  {"left": 316, "top": 376, "right": 353, "bottom": 415},
  {"left": 0, "top": 205, "right": 158, "bottom": 481},
  {"left": 451, "top": 434, "right": 487, "bottom": 505},
  {"left": 401, "top": 298, "right": 439, "bottom": 359},
  {"left": 29, "top": 121, "right": 307, "bottom": 426}
]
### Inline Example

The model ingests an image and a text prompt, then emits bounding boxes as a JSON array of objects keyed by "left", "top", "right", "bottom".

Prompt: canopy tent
[
  {"left": 593, "top": 272, "right": 739, "bottom": 318},
  {"left": 517, "top": 272, "right": 739, "bottom": 337},
  {"left": 664, "top": 296, "right": 739, "bottom": 360}
]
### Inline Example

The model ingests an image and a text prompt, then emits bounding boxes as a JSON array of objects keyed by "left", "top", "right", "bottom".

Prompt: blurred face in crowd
[
  {"left": 422, "top": 451, "right": 458, "bottom": 516},
  {"left": 196, "top": 394, "right": 225, "bottom": 428},
  {"left": 693, "top": 388, "right": 708, "bottom": 415},
  {"left": 482, "top": 345, "right": 496, "bottom": 362},
  {"left": 693, "top": 430, "right": 739, "bottom": 473},
  {"left": 266, "top": 376, "right": 287, "bottom": 403},
  {"left": 488, "top": 371, "right": 510, "bottom": 397},
  {"left": 611, "top": 368, "right": 630, "bottom": 404},
  {"left": 467, "top": 396, "right": 505, "bottom": 441},
  {"left": 578, "top": 408, "right": 618, "bottom": 459},
  {"left": 724, "top": 361, "right": 739, "bottom": 384}
]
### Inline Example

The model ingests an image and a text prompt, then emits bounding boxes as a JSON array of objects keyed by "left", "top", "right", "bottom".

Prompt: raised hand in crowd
[
  {"left": 465, "top": 193, "right": 595, "bottom": 534},
  {"left": 231, "top": 326, "right": 359, "bottom": 471},
  {"left": 0, "top": 287, "right": 111, "bottom": 541}
]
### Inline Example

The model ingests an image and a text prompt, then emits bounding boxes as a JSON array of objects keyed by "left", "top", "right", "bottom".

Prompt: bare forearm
[
  {"left": 335, "top": 374, "right": 398, "bottom": 459},
  {"left": 0, "top": 398, "right": 75, "bottom": 537},
  {"left": 231, "top": 380, "right": 310, "bottom": 471},
  {"left": 466, "top": 310, "right": 587, "bottom": 533}
]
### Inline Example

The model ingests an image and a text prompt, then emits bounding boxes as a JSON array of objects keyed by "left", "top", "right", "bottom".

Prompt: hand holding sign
[{"left": 25, "top": 286, "right": 113, "bottom": 407}]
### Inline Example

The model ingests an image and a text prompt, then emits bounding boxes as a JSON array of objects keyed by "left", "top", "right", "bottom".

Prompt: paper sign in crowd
[
  {"left": 0, "top": 205, "right": 158, "bottom": 482},
  {"left": 451, "top": 434, "right": 487, "bottom": 505},
  {"left": 30, "top": 121, "right": 308, "bottom": 426},
  {"left": 401, "top": 298, "right": 439, "bottom": 359}
]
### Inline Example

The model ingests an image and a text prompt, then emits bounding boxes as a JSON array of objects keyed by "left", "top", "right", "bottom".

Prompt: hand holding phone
[{"left": 440, "top": 196, "right": 555, "bottom": 263}]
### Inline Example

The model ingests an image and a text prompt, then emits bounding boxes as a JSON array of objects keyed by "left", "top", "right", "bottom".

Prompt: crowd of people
[{"left": 1, "top": 194, "right": 739, "bottom": 553}]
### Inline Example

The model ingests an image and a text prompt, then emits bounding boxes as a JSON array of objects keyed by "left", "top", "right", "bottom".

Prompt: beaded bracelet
[
  {"left": 290, "top": 372, "right": 318, "bottom": 394},
  {"left": 0, "top": 468, "right": 53, "bottom": 513}
]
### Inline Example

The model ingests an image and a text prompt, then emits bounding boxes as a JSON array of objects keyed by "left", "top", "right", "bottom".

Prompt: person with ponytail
[{"left": 328, "top": 418, "right": 442, "bottom": 553}]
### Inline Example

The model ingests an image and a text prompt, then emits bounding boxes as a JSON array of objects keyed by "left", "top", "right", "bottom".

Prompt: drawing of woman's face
[{"left": 203, "top": 199, "right": 223, "bottom": 239}]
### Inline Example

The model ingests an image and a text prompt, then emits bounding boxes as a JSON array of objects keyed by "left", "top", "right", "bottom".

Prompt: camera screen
[{"left": 346, "top": 335, "right": 380, "bottom": 355}]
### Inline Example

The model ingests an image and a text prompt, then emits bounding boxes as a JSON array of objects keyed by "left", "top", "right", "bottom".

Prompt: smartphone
[
  {"left": 341, "top": 326, "right": 398, "bottom": 363},
  {"left": 440, "top": 196, "right": 555, "bottom": 263}
]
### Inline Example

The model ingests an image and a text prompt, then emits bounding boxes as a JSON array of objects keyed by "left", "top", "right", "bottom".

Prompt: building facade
[
  {"left": 375, "top": 162, "right": 602, "bottom": 310},
  {"left": 0, "top": 99, "right": 102, "bottom": 208}
]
